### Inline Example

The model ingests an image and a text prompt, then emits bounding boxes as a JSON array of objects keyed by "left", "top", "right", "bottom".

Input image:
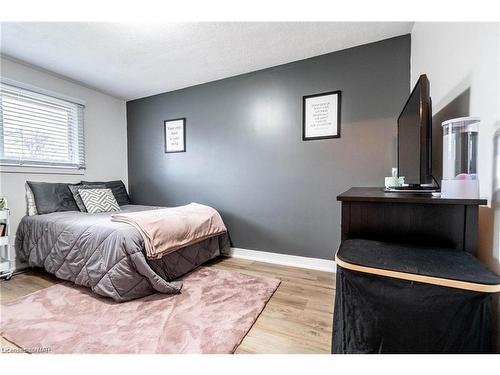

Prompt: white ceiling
[{"left": 0, "top": 22, "right": 413, "bottom": 100}]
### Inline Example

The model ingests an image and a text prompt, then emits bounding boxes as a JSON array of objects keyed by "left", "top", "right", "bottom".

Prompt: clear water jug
[{"left": 441, "top": 117, "right": 479, "bottom": 198}]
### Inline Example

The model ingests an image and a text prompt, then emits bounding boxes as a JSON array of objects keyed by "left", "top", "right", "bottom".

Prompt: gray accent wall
[{"left": 127, "top": 35, "right": 410, "bottom": 260}]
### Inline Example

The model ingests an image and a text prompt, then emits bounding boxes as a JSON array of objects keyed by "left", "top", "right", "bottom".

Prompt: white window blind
[{"left": 0, "top": 82, "right": 85, "bottom": 169}]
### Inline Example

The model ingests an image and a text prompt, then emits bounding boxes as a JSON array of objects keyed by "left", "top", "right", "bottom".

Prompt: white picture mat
[
  {"left": 304, "top": 93, "right": 339, "bottom": 138},
  {"left": 165, "top": 119, "right": 185, "bottom": 152}
]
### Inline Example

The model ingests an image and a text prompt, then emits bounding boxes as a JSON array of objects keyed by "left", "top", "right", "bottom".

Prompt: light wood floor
[{"left": 0, "top": 257, "right": 335, "bottom": 354}]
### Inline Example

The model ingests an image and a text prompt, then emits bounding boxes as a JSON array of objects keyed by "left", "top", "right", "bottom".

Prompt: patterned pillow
[
  {"left": 25, "top": 183, "right": 38, "bottom": 216},
  {"left": 79, "top": 188, "right": 120, "bottom": 214},
  {"left": 68, "top": 184, "right": 106, "bottom": 212}
]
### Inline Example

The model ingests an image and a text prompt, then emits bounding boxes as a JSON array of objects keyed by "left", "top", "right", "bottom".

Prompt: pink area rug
[{"left": 0, "top": 267, "right": 279, "bottom": 354}]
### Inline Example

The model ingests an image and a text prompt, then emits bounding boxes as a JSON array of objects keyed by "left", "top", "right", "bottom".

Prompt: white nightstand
[{"left": 0, "top": 209, "right": 13, "bottom": 280}]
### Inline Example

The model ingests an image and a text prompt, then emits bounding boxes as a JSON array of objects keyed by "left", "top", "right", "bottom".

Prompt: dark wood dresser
[{"left": 337, "top": 187, "right": 487, "bottom": 256}]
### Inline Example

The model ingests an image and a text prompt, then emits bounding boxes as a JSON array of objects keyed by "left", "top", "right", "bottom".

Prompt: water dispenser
[{"left": 441, "top": 117, "right": 480, "bottom": 199}]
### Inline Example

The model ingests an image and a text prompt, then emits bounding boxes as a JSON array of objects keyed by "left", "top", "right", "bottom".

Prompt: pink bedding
[{"left": 111, "top": 203, "right": 227, "bottom": 259}]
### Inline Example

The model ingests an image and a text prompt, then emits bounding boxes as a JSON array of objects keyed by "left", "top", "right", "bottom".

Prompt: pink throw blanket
[{"left": 111, "top": 203, "right": 227, "bottom": 260}]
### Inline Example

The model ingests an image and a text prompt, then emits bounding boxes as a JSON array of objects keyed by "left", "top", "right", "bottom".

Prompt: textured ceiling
[{"left": 0, "top": 22, "right": 413, "bottom": 100}]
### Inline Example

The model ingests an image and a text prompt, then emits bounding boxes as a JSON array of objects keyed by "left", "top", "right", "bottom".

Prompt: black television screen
[{"left": 397, "top": 74, "right": 432, "bottom": 186}]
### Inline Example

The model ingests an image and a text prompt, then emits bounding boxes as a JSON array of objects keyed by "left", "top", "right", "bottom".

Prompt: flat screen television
[{"left": 397, "top": 74, "right": 435, "bottom": 189}]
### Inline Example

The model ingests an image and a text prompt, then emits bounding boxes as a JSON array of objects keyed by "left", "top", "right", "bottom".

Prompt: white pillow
[
  {"left": 79, "top": 188, "right": 120, "bottom": 214},
  {"left": 25, "top": 183, "right": 38, "bottom": 216}
]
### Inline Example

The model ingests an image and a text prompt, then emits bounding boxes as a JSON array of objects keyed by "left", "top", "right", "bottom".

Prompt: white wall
[
  {"left": 0, "top": 57, "right": 128, "bottom": 267},
  {"left": 411, "top": 22, "right": 500, "bottom": 351}
]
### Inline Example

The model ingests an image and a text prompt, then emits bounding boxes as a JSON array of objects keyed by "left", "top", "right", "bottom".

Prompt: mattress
[{"left": 15, "top": 204, "right": 229, "bottom": 301}]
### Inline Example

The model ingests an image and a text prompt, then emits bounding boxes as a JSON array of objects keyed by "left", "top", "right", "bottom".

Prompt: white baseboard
[{"left": 223, "top": 247, "right": 336, "bottom": 273}]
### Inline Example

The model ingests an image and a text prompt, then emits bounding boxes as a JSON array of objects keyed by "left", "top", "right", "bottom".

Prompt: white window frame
[{"left": 0, "top": 77, "right": 86, "bottom": 175}]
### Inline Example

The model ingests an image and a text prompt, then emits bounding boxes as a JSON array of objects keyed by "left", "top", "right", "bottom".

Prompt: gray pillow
[
  {"left": 26, "top": 181, "right": 79, "bottom": 214},
  {"left": 81, "top": 180, "right": 130, "bottom": 206},
  {"left": 68, "top": 184, "right": 106, "bottom": 212}
]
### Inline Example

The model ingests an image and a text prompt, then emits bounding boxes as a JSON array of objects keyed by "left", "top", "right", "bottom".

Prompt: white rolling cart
[{"left": 0, "top": 208, "right": 13, "bottom": 280}]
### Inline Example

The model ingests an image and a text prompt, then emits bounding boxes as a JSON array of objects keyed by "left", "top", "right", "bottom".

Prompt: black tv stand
[
  {"left": 332, "top": 187, "right": 495, "bottom": 353},
  {"left": 337, "top": 187, "right": 486, "bottom": 254}
]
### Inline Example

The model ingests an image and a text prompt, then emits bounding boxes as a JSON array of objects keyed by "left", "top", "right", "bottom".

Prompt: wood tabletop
[{"left": 337, "top": 187, "right": 488, "bottom": 205}]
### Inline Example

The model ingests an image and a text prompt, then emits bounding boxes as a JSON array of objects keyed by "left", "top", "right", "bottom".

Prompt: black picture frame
[
  {"left": 164, "top": 118, "right": 186, "bottom": 153},
  {"left": 302, "top": 90, "right": 341, "bottom": 141}
]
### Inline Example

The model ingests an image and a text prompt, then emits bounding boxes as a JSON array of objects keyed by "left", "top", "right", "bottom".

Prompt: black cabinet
[
  {"left": 332, "top": 187, "right": 499, "bottom": 353},
  {"left": 337, "top": 187, "right": 487, "bottom": 255}
]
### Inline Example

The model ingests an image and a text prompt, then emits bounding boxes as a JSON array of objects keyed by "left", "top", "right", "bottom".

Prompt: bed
[{"left": 15, "top": 204, "right": 230, "bottom": 301}]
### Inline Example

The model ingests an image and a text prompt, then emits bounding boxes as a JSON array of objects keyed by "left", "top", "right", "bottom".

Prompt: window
[{"left": 0, "top": 81, "right": 85, "bottom": 170}]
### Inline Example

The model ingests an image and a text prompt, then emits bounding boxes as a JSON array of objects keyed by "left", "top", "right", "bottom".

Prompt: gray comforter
[{"left": 15, "top": 205, "right": 229, "bottom": 301}]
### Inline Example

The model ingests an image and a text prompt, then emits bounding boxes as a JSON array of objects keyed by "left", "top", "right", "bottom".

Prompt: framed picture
[
  {"left": 164, "top": 118, "right": 186, "bottom": 153},
  {"left": 302, "top": 90, "right": 341, "bottom": 141}
]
